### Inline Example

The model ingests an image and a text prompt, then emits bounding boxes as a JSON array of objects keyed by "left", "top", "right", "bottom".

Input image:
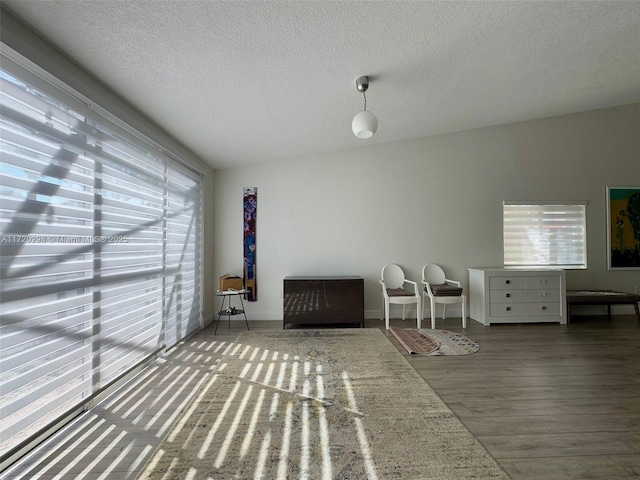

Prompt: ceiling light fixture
[{"left": 352, "top": 76, "right": 378, "bottom": 139}]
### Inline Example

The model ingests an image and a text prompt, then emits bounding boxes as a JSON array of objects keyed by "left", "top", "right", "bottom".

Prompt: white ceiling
[{"left": 4, "top": 1, "right": 640, "bottom": 170}]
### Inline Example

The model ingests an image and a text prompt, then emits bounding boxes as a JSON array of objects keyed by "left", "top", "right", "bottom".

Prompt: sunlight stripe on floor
[
  {"left": 96, "top": 439, "right": 134, "bottom": 480},
  {"left": 130, "top": 367, "right": 193, "bottom": 423},
  {"left": 107, "top": 367, "right": 160, "bottom": 412},
  {"left": 145, "top": 369, "right": 201, "bottom": 431},
  {"left": 32, "top": 416, "right": 105, "bottom": 477},
  {"left": 239, "top": 344, "right": 252, "bottom": 359},
  {"left": 154, "top": 371, "right": 209, "bottom": 438},
  {"left": 240, "top": 388, "right": 266, "bottom": 458},
  {"left": 254, "top": 429, "right": 272, "bottom": 480},
  {"left": 122, "top": 444, "right": 154, "bottom": 478},
  {"left": 268, "top": 391, "right": 280, "bottom": 421},
  {"left": 251, "top": 363, "right": 264, "bottom": 382},
  {"left": 197, "top": 381, "right": 241, "bottom": 459},
  {"left": 215, "top": 384, "right": 254, "bottom": 468},
  {"left": 230, "top": 343, "right": 243, "bottom": 356},
  {"left": 220, "top": 342, "right": 235, "bottom": 356},
  {"left": 277, "top": 401, "right": 294, "bottom": 480},
  {"left": 316, "top": 364, "right": 332, "bottom": 480},
  {"left": 54, "top": 424, "right": 117, "bottom": 478},
  {"left": 288, "top": 359, "right": 299, "bottom": 392},
  {"left": 103, "top": 366, "right": 159, "bottom": 413},
  {"left": 275, "top": 361, "right": 287, "bottom": 389},
  {"left": 137, "top": 448, "right": 164, "bottom": 480},
  {"left": 342, "top": 371, "right": 378, "bottom": 480},
  {"left": 212, "top": 341, "right": 227, "bottom": 353},
  {"left": 240, "top": 362, "right": 252, "bottom": 378},
  {"left": 255, "top": 391, "right": 280, "bottom": 479},
  {"left": 97, "top": 441, "right": 153, "bottom": 480},
  {"left": 300, "top": 361, "right": 312, "bottom": 480},
  {"left": 76, "top": 430, "right": 127, "bottom": 478},
  {"left": 171, "top": 374, "right": 219, "bottom": 444},
  {"left": 160, "top": 457, "right": 179, "bottom": 480},
  {"left": 249, "top": 346, "right": 260, "bottom": 361},
  {"left": 126, "top": 391, "right": 154, "bottom": 421},
  {"left": 262, "top": 361, "right": 275, "bottom": 385},
  {"left": 185, "top": 467, "right": 198, "bottom": 480}
]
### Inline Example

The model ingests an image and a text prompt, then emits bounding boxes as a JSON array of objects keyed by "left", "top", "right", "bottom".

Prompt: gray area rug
[{"left": 137, "top": 329, "right": 508, "bottom": 479}]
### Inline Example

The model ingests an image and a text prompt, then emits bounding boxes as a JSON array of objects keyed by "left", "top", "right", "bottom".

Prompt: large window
[
  {"left": 503, "top": 201, "right": 587, "bottom": 269},
  {"left": 0, "top": 55, "right": 202, "bottom": 460}
]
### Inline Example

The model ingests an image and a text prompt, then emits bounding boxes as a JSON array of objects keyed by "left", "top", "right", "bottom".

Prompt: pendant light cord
[{"left": 363, "top": 91, "right": 367, "bottom": 111}]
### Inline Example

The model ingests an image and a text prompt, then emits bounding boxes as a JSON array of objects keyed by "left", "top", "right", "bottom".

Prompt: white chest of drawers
[{"left": 468, "top": 268, "right": 567, "bottom": 325}]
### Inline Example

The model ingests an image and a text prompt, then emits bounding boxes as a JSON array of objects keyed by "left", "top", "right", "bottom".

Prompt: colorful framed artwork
[{"left": 606, "top": 186, "right": 640, "bottom": 270}]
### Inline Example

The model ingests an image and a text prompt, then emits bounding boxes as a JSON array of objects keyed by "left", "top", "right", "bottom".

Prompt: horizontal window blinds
[
  {"left": 164, "top": 165, "right": 201, "bottom": 348},
  {"left": 0, "top": 59, "right": 202, "bottom": 459},
  {"left": 503, "top": 202, "right": 587, "bottom": 268}
]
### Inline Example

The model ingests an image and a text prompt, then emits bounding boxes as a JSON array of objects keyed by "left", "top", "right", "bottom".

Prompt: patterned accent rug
[
  {"left": 390, "top": 326, "right": 480, "bottom": 355},
  {"left": 137, "top": 329, "right": 506, "bottom": 479}
]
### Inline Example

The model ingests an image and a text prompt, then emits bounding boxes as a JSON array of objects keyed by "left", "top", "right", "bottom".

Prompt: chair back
[
  {"left": 423, "top": 264, "right": 446, "bottom": 285},
  {"left": 381, "top": 264, "right": 405, "bottom": 289}
]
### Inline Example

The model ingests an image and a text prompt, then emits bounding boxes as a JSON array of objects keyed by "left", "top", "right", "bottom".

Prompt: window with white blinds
[
  {"left": 503, "top": 201, "right": 587, "bottom": 268},
  {"left": 164, "top": 164, "right": 201, "bottom": 348},
  {"left": 0, "top": 58, "right": 202, "bottom": 459}
]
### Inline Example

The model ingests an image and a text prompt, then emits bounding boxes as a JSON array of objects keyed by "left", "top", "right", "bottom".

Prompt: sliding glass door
[{"left": 0, "top": 56, "right": 202, "bottom": 459}]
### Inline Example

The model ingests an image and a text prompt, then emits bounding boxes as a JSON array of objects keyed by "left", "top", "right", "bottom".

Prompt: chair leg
[
  {"left": 442, "top": 304, "right": 447, "bottom": 319},
  {"left": 431, "top": 298, "right": 436, "bottom": 329},
  {"left": 402, "top": 304, "right": 406, "bottom": 320},
  {"left": 462, "top": 296, "right": 467, "bottom": 328},
  {"left": 416, "top": 297, "right": 421, "bottom": 329},
  {"left": 385, "top": 301, "right": 390, "bottom": 330}
]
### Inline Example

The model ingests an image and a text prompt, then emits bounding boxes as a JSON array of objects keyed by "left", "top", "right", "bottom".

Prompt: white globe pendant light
[
  {"left": 352, "top": 110, "right": 378, "bottom": 139},
  {"left": 352, "top": 76, "right": 378, "bottom": 138}
]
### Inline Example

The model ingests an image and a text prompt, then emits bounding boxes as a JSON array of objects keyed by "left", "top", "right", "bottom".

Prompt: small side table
[{"left": 214, "top": 289, "right": 250, "bottom": 334}]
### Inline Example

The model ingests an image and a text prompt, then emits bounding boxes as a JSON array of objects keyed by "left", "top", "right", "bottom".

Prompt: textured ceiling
[{"left": 3, "top": 1, "right": 640, "bottom": 169}]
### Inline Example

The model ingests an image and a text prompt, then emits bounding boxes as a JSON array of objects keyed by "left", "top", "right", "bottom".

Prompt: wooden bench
[{"left": 566, "top": 290, "right": 640, "bottom": 323}]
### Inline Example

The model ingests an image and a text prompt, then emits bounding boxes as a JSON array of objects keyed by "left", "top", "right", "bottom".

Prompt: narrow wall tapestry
[
  {"left": 243, "top": 187, "right": 257, "bottom": 300},
  {"left": 607, "top": 186, "right": 640, "bottom": 270}
]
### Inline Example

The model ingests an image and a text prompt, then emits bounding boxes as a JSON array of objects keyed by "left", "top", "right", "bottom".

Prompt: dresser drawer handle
[
  {"left": 506, "top": 293, "right": 511, "bottom": 298},
  {"left": 506, "top": 280, "right": 511, "bottom": 285},
  {"left": 541, "top": 280, "right": 547, "bottom": 285},
  {"left": 541, "top": 292, "right": 547, "bottom": 298},
  {"left": 506, "top": 306, "right": 511, "bottom": 311},
  {"left": 542, "top": 306, "right": 547, "bottom": 311}
]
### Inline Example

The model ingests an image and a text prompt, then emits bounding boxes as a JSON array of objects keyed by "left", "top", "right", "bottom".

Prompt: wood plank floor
[
  {"left": 3, "top": 314, "right": 639, "bottom": 479},
  {"left": 394, "top": 314, "right": 640, "bottom": 480}
]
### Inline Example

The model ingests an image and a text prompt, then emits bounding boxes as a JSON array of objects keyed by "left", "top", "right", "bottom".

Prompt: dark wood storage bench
[
  {"left": 283, "top": 276, "right": 364, "bottom": 329},
  {"left": 566, "top": 290, "right": 640, "bottom": 323}
]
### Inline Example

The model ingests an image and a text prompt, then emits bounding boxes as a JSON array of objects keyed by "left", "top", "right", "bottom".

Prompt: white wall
[{"left": 214, "top": 104, "right": 640, "bottom": 321}]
